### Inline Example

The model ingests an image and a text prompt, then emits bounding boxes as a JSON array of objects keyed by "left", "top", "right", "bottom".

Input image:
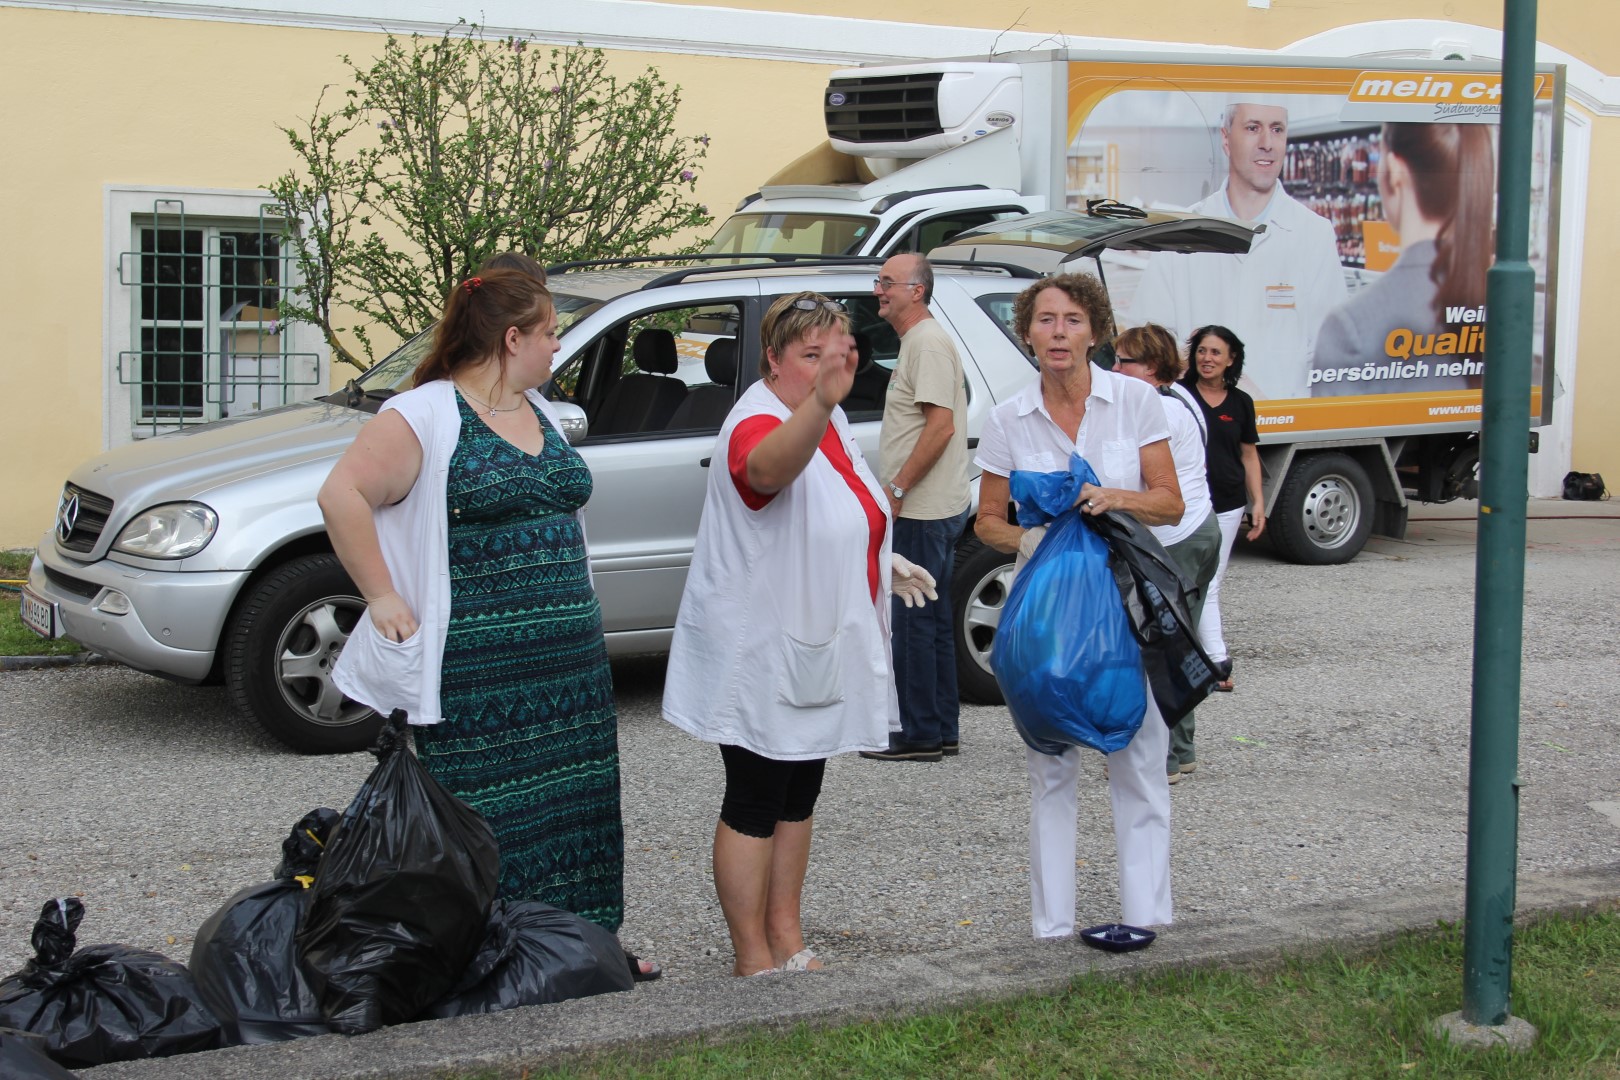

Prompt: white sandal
[{"left": 782, "top": 948, "right": 819, "bottom": 972}]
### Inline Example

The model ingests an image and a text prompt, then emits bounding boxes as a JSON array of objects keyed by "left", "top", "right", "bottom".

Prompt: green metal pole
[{"left": 1462, "top": 0, "right": 1538, "bottom": 1027}]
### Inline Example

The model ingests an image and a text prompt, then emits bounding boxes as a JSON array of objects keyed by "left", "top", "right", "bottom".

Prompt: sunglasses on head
[{"left": 789, "top": 298, "right": 847, "bottom": 313}]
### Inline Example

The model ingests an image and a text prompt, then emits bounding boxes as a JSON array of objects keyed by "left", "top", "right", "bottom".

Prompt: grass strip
[
  {"left": 466, "top": 911, "right": 1620, "bottom": 1079},
  {"left": 1, "top": 549, "right": 82, "bottom": 657}
]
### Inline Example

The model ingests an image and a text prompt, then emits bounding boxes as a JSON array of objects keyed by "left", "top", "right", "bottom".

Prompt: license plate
[{"left": 19, "top": 586, "right": 58, "bottom": 639}]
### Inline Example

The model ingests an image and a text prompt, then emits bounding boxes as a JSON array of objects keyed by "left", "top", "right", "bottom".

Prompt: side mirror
[{"left": 551, "top": 401, "right": 588, "bottom": 445}]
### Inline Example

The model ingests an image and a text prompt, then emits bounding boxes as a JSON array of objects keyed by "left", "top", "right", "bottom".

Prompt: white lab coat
[
  {"left": 1130, "top": 183, "right": 1348, "bottom": 401},
  {"left": 662, "top": 380, "right": 899, "bottom": 761}
]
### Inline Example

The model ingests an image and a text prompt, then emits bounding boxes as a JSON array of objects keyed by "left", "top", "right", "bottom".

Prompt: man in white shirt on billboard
[{"left": 1130, "top": 96, "right": 1348, "bottom": 400}]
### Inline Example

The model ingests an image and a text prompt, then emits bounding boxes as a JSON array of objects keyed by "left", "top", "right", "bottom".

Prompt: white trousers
[
  {"left": 1196, "top": 507, "right": 1245, "bottom": 664},
  {"left": 1025, "top": 687, "right": 1172, "bottom": 938}
]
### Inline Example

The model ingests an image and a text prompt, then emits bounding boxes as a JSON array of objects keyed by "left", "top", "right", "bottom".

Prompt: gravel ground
[{"left": 2, "top": 514, "right": 1618, "bottom": 988}]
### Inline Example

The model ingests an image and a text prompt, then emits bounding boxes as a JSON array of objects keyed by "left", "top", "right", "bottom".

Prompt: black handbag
[{"left": 1083, "top": 509, "right": 1222, "bottom": 725}]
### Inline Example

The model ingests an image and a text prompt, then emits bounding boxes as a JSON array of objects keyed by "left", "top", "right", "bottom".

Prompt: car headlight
[{"left": 112, "top": 503, "right": 219, "bottom": 559}]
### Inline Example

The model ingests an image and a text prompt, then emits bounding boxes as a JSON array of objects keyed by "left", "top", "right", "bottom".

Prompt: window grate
[
  {"left": 116, "top": 199, "right": 320, "bottom": 436},
  {"left": 825, "top": 73, "right": 945, "bottom": 144}
]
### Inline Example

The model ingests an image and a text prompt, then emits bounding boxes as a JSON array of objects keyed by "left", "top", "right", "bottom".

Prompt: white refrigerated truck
[{"left": 706, "top": 51, "right": 1566, "bottom": 566}]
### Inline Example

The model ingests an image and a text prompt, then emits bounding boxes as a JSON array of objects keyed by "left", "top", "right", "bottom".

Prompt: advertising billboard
[{"left": 1068, "top": 61, "right": 1561, "bottom": 436}]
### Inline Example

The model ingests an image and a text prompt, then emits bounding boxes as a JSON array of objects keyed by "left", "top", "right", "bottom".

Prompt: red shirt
[{"left": 728, "top": 414, "right": 886, "bottom": 601}]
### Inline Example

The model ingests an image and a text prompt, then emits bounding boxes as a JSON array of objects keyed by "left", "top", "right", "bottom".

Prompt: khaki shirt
[{"left": 878, "top": 317, "right": 970, "bottom": 520}]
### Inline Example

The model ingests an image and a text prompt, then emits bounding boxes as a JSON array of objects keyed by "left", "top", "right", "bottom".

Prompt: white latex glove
[
  {"left": 890, "top": 553, "right": 938, "bottom": 609},
  {"left": 1012, "top": 524, "right": 1048, "bottom": 583},
  {"left": 1017, "top": 525, "right": 1048, "bottom": 561}
]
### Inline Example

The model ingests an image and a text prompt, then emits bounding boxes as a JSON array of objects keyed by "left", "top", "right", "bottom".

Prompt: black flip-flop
[{"left": 625, "top": 950, "right": 663, "bottom": 983}]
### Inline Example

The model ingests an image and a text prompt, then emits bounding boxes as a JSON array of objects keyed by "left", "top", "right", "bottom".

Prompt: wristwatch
[{"left": 888, "top": 483, "right": 906, "bottom": 501}]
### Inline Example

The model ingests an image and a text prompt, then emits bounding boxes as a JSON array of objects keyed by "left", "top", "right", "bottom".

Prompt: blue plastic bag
[{"left": 992, "top": 455, "right": 1146, "bottom": 755}]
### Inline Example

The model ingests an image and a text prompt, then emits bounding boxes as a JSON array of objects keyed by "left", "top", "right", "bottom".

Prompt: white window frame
[{"left": 102, "top": 185, "right": 330, "bottom": 447}]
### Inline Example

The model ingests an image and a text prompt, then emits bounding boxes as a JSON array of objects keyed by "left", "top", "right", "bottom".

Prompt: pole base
[{"left": 1431, "top": 1011, "right": 1538, "bottom": 1051}]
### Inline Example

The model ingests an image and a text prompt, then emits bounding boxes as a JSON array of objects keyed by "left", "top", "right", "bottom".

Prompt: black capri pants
[{"left": 718, "top": 743, "right": 827, "bottom": 839}]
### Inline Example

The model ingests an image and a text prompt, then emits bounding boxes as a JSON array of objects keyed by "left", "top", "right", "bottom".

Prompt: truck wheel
[
  {"left": 224, "top": 554, "right": 382, "bottom": 754},
  {"left": 1269, "top": 452, "right": 1375, "bottom": 565},
  {"left": 953, "top": 538, "right": 1014, "bottom": 705}
]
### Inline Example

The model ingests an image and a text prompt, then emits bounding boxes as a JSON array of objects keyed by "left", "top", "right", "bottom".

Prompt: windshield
[
  {"left": 355, "top": 292, "right": 603, "bottom": 392},
  {"left": 705, "top": 212, "right": 880, "bottom": 257}
]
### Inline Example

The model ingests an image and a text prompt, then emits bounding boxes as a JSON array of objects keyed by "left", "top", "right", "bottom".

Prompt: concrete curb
[
  {"left": 0, "top": 652, "right": 114, "bottom": 672},
  {"left": 83, "top": 863, "right": 1620, "bottom": 1080}
]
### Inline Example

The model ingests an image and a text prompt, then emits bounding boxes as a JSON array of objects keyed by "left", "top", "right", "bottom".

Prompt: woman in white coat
[
  {"left": 663, "top": 291, "right": 934, "bottom": 975},
  {"left": 974, "top": 274, "right": 1183, "bottom": 937}
]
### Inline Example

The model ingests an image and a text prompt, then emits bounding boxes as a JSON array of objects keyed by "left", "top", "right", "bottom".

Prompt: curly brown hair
[{"left": 1012, "top": 274, "right": 1115, "bottom": 359}]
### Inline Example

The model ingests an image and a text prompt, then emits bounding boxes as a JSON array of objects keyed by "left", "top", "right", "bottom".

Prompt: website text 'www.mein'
[{"left": 1428, "top": 404, "right": 1483, "bottom": 416}]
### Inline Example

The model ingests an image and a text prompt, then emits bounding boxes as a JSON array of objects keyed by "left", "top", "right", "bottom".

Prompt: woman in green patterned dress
[{"left": 321, "top": 268, "right": 659, "bottom": 980}]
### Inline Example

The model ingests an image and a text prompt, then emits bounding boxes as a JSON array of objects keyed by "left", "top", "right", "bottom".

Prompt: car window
[
  {"left": 974, "top": 292, "right": 1034, "bottom": 363},
  {"left": 705, "top": 213, "right": 879, "bottom": 256},
  {"left": 896, "top": 209, "right": 1030, "bottom": 255},
  {"left": 550, "top": 301, "right": 746, "bottom": 438}
]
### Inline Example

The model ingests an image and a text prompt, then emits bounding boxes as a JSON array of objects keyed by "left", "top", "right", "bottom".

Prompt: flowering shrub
[{"left": 270, "top": 23, "right": 711, "bottom": 366}]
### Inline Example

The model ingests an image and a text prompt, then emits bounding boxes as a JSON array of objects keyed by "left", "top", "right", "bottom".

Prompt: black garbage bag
[
  {"left": 0, "top": 1027, "right": 79, "bottom": 1079},
  {"left": 1085, "top": 508, "right": 1222, "bottom": 726},
  {"left": 189, "top": 808, "right": 341, "bottom": 1045},
  {"left": 296, "top": 710, "right": 501, "bottom": 1035},
  {"left": 275, "top": 806, "right": 342, "bottom": 881},
  {"left": 0, "top": 898, "right": 224, "bottom": 1068},
  {"left": 418, "top": 900, "right": 633, "bottom": 1019}
]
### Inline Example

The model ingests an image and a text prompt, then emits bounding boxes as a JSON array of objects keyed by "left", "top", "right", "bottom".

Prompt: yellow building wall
[
  {"left": 0, "top": 8, "right": 829, "bottom": 547},
  {"left": 1, "top": 2, "right": 1615, "bottom": 547}
]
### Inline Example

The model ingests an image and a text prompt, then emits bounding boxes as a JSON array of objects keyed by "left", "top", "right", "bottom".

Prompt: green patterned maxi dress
[{"left": 414, "top": 393, "right": 625, "bottom": 931}]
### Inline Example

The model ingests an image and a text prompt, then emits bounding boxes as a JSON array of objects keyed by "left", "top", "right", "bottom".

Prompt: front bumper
[{"left": 26, "top": 533, "right": 249, "bottom": 682}]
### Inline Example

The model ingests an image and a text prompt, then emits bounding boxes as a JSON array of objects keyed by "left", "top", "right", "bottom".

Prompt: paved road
[{"left": 3, "top": 503, "right": 1618, "bottom": 1002}]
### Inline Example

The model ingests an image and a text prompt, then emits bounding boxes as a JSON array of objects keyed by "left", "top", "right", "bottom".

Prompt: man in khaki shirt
[{"left": 860, "top": 254, "right": 971, "bottom": 763}]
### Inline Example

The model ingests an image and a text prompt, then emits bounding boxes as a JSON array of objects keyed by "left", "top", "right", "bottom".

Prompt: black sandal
[{"left": 625, "top": 950, "right": 663, "bottom": 983}]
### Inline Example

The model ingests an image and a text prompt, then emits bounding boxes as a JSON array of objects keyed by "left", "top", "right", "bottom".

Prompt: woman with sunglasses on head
[
  {"left": 320, "top": 268, "right": 660, "bottom": 983},
  {"left": 663, "top": 291, "right": 934, "bottom": 976}
]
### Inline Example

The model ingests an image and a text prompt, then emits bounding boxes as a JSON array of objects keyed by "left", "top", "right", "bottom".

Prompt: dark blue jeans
[{"left": 890, "top": 508, "right": 970, "bottom": 747}]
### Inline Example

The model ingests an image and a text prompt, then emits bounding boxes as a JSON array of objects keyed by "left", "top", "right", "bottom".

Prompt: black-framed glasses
[
  {"left": 1114, "top": 355, "right": 1140, "bottom": 364},
  {"left": 873, "top": 278, "right": 921, "bottom": 291},
  {"left": 789, "top": 298, "right": 847, "bottom": 313}
]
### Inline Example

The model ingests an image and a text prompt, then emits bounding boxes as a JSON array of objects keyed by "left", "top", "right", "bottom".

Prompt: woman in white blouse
[{"left": 974, "top": 273, "right": 1184, "bottom": 937}]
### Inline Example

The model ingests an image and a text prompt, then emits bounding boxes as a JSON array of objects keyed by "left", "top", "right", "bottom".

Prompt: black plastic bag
[
  {"left": 1562, "top": 470, "right": 1608, "bottom": 501},
  {"left": 297, "top": 710, "right": 501, "bottom": 1035},
  {"left": 189, "top": 808, "right": 340, "bottom": 1045},
  {"left": 0, "top": 898, "right": 224, "bottom": 1068},
  {"left": 0, "top": 1027, "right": 79, "bottom": 1079},
  {"left": 419, "top": 900, "right": 633, "bottom": 1019},
  {"left": 1085, "top": 508, "right": 1222, "bottom": 726},
  {"left": 275, "top": 806, "right": 341, "bottom": 881}
]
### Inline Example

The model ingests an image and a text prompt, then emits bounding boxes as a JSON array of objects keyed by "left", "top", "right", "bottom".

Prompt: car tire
[
  {"left": 953, "top": 538, "right": 1015, "bottom": 705},
  {"left": 1269, "top": 452, "right": 1375, "bottom": 565},
  {"left": 224, "top": 554, "right": 382, "bottom": 754}
]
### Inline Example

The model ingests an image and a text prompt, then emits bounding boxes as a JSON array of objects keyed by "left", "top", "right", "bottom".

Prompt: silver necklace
[{"left": 454, "top": 382, "right": 524, "bottom": 418}]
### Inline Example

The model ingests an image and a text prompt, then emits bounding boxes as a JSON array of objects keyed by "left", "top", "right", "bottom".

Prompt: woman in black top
[{"left": 1180, "top": 325, "right": 1265, "bottom": 692}]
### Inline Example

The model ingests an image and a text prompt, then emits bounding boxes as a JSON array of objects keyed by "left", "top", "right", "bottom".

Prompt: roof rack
[
  {"left": 545, "top": 252, "right": 1041, "bottom": 290},
  {"left": 640, "top": 255, "right": 1042, "bottom": 289},
  {"left": 544, "top": 252, "right": 824, "bottom": 276}
]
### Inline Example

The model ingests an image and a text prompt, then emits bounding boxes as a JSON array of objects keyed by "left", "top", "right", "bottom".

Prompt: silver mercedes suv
[{"left": 23, "top": 214, "right": 1258, "bottom": 753}]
